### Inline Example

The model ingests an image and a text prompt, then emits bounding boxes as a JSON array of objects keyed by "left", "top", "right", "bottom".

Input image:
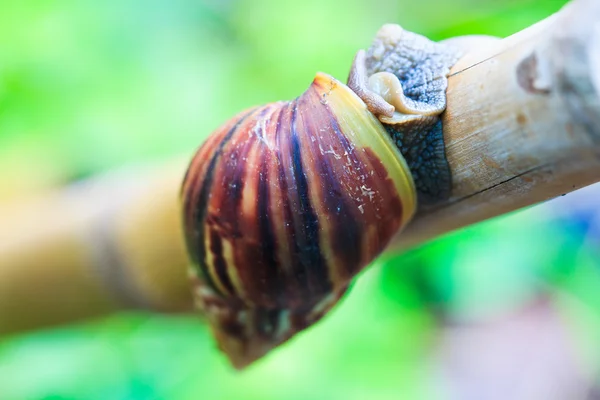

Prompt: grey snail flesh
[
  {"left": 182, "top": 24, "right": 461, "bottom": 368},
  {"left": 348, "top": 24, "right": 461, "bottom": 205}
]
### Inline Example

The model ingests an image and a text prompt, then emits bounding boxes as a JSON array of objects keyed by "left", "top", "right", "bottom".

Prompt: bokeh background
[{"left": 2, "top": 0, "right": 600, "bottom": 399}]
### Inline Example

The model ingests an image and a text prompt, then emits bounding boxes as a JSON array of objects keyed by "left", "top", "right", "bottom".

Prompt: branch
[
  {"left": 0, "top": 0, "right": 598, "bottom": 335},
  {"left": 391, "top": 0, "right": 600, "bottom": 250}
]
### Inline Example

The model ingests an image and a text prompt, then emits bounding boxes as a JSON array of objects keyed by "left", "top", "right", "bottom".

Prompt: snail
[{"left": 181, "top": 24, "right": 460, "bottom": 368}]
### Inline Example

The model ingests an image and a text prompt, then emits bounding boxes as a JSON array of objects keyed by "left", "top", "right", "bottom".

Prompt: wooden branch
[
  {"left": 0, "top": 0, "right": 599, "bottom": 335},
  {"left": 0, "top": 163, "right": 193, "bottom": 335},
  {"left": 391, "top": 0, "right": 600, "bottom": 250}
]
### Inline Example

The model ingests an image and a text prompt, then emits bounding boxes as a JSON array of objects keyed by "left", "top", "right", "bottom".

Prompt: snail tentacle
[
  {"left": 347, "top": 50, "right": 395, "bottom": 118},
  {"left": 364, "top": 24, "right": 460, "bottom": 114}
]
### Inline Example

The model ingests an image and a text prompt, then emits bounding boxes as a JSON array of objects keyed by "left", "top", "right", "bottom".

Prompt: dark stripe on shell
[
  {"left": 186, "top": 110, "right": 254, "bottom": 295},
  {"left": 289, "top": 102, "right": 332, "bottom": 300},
  {"left": 319, "top": 102, "right": 364, "bottom": 278},
  {"left": 212, "top": 106, "right": 274, "bottom": 299},
  {"left": 256, "top": 138, "right": 284, "bottom": 305},
  {"left": 273, "top": 105, "right": 306, "bottom": 306},
  {"left": 209, "top": 228, "right": 235, "bottom": 295}
]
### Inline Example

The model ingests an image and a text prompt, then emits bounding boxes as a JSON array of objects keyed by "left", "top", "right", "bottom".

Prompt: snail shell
[
  {"left": 182, "top": 73, "right": 416, "bottom": 367},
  {"left": 181, "top": 24, "right": 459, "bottom": 368}
]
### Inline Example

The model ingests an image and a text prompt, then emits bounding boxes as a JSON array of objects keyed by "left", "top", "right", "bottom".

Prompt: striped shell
[{"left": 181, "top": 72, "right": 416, "bottom": 368}]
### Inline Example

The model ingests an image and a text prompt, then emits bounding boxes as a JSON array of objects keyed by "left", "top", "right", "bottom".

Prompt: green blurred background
[{"left": 2, "top": 0, "right": 600, "bottom": 399}]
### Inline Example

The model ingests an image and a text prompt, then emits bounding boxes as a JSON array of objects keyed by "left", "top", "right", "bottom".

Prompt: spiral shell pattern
[{"left": 182, "top": 72, "right": 416, "bottom": 367}]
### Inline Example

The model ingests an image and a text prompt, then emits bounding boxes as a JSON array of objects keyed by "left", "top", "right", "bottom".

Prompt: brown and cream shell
[
  {"left": 181, "top": 73, "right": 416, "bottom": 367},
  {"left": 181, "top": 24, "right": 459, "bottom": 368}
]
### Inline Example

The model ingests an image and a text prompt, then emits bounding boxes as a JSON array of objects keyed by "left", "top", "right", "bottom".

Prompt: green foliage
[{"left": 3, "top": 0, "right": 599, "bottom": 399}]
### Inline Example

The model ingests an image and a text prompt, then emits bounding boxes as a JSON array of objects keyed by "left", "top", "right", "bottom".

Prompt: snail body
[{"left": 182, "top": 24, "right": 460, "bottom": 368}]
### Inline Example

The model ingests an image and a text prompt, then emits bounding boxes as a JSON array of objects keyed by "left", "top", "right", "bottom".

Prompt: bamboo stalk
[
  {"left": 0, "top": 163, "right": 193, "bottom": 335},
  {"left": 390, "top": 0, "right": 600, "bottom": 249},
  {"left": 1, "top": 0, "right": 599, "bottom": 335}
]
